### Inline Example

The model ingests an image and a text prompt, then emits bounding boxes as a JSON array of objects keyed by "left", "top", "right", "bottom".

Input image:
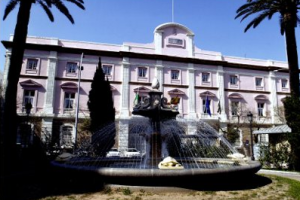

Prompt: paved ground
[{"left": 258, "top": 169, "right": 300, "bottom": 182}]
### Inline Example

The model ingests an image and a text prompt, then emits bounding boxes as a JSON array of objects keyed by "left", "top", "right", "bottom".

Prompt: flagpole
[
  {"left": 172, "top": 0, "right": 174, "bottom": 22},
  {"left": 74, "top": 52, "right": 84, "bottom": 150}
]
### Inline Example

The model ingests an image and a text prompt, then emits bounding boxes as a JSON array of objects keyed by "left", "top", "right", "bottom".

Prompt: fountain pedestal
[
  {"left": 147, "top": 132, "right": 162, "bottom": 167},
  {"left": 132, "top": 79, "right": 179, "bottom": 168}
]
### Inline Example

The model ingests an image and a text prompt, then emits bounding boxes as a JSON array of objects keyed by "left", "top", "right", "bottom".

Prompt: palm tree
[
  {"left": 235, "top": 0, "right": 300, "bottom": 97},
  {"left": 2, "top": 0, "right": 84, "bottom": 161}
]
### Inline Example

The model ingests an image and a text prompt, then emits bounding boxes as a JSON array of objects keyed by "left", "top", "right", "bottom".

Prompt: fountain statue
[{"left": 52, "top": 78, "right": 261, "bottom": 185}]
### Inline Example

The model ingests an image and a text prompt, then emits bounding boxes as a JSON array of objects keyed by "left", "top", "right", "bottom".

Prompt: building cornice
[
  {"left": 2, "top": 40, "right": 294, "bottom": 72},
  {"left": 225, "top": 88, "right": 271, "bottom": 94}
]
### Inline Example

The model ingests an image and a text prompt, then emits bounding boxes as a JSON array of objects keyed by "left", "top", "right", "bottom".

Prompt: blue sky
[{"left": 1, "top": 0, "right": 299, "bottom": 72}]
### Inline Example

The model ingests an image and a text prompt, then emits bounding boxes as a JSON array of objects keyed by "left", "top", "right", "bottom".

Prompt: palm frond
[
  {"left": 43, "top": 0, "right": 52, "bottom": 7},
  {"left": 52, "top": 0, "right": 74, "bottom": 24},
  {"left": 64, "top": 0, "right": 85, "bottom": 10},
  {"left": 3, "top": 0, "right": 19, "bottom": 20},
  {"left": 37, "top": 0, "right": 54, "bottom": 22},
  {"left": 280, "top": 16, "right": 285, "bottom": 35}
]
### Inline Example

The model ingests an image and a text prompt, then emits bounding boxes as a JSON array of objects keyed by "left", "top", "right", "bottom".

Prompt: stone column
[
  {"left": 120, "top": 57, "right": 130, "bottom": 118},
  {"left": 186, "top": 64, "right": 197, "bottom": 135},
  {"left": 155, "top": 60, "right": 164, "bottom": 92},
  {"left": 43, "top": 51, "right": 57, "bottom": 114},
  {"left": 187, "top": 64, "right": 197, "bottom": 119},
  {"left": 2, "top": 49, "right": 11, "bottom": 97},
  {"left": 186, "top": 34, "right": 194, "bottom": 58},
  {"left": 118, "top": 118, "right": 129, "bottom": 152},
  {"left": 217, "top": 66, "right": 227, "bottom": 122},
  {"left": 154, "top": 30, "right": 163, "bottom": 54},
  {"left": 118, "top": 58, "right": 130, "bottom": 150},
  {"left": 269, "top": 71, "right": 278, "bottom": 124}
]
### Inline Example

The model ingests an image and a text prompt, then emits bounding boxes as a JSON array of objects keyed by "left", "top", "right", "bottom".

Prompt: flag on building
[
  {"left": 171, "top": 96, "right": 180, "bottom": 105},
  {"left": 217, "top": 100, "right": 221, "bottom": 114},
  {"left": 205, "top": 95, "right": 211, "bottom": 117},
  {"left": 134, "top": 88, "right": 139, "bottom": 106}
]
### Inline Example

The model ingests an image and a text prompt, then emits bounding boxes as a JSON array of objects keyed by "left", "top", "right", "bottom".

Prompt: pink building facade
[{"left": 2, "top": 23, "right": 289, "bottom": 150}]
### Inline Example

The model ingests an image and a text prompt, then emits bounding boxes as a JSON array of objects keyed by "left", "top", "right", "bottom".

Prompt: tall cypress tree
[{"left": 88, "top": 57, "right": 115, "bottom": 156}]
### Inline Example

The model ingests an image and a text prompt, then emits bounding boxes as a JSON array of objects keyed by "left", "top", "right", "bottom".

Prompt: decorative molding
[
  {"left": 277, "top": 92, "right": 290, "bottom": 95},
  {"left": 199, "top": 91, "right": 216, "bottom": 97},
  {"left": 20, "top": 74, "right": 48, "bottom": 79},
  {"left": 129, "top": 82, "right": 151, "bottom": 86},
  {"left": 163, "top": 84, "right": 188, "bottom": 88},
  {"left": 194, "top": 86, "right": 218, "bottom": 90},
  {"left": 168, "top": 89, "right": 185, "bottom": 95},
  {"left": 19, "top": 79, "right": 43, "bottom": 87},
  {"left": 254, "top": 95, "right": 269, "bottom": 101},
  {"left": 225, "top": 88, "right": 270, "bottom": 94},
  {"left": 61, "top": 82, "right": 78, "bottom": 89},
  {"left": 2, "top": 40, "right": 291, "bottom": 71}
]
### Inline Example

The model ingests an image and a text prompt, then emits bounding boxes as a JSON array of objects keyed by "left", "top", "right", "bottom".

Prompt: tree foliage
[
  {"left": 236, "top": 0, "right": 300, "bottom": 97},
  {"left": 2, "top": 0, "right": 84, "bottom": 162},
  {"left": 283, "top": 96, "right": 300, "bottom": 171},
  {"left": 87, "top": 57, "right": 116, "bottom": 156}
]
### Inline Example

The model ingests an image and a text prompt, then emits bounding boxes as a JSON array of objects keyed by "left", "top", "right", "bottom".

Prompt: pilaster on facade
[
  {"left": 217, "top": 66, "right": 227, "bottom": 122},
  {"left": 41, "top": 117, "right": 54, "bottom": 143},
  {"left": 269, "top": 71, "right": 278, "bottom": 124},
  {"left": 43, "top": 51, "right": 57, "bottom": 115},
  {"left": 2, "top": 49, "right": 11, "bottom": 97},
  {"left": 120, "top": 57, "right": 130, "bottom": 118},
  {"left": 154, "top": 30, "right": 163, "bottom": 54},
  {"left": 187, "top": 63, "right": 197, "bottom": 119},
  {"left": 122, "top": 44, "right": 130, "bottom": 51},
  {"left": 118, "top": 118, "right": 130, "bottom": 151},
  {"left": 186, "top": 34, "right": 195, "bottom": 58},
  {"left": 155, "top": 60, "right": 164, "bottom": 92}
]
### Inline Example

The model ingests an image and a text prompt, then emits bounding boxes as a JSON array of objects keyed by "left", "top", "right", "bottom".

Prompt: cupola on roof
[{"left": 154, "top": 22, "right": 194, "bottom": 36}]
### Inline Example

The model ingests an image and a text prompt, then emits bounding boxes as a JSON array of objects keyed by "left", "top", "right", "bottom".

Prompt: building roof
[{"left": 253, "top": 125, "right": 291, "bottom": 135}]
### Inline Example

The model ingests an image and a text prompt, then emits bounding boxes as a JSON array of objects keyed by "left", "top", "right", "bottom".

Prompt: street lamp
[{"left": 247, "top": 111, "right": 255, "bottom": 161}]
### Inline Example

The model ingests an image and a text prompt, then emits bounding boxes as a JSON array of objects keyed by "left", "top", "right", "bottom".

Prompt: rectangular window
[
  {"left": 138, "top": 67, "right": 147, "bottom": 78},
  {"left": 202, "top": 99, "right": 211, "bottom": 114},
  {"left": 102, "top": 65, "right": 112, "bottom": 76},
  {"left": 282, "top": 79, "right": 288, "bottom": 88},
  {"left": 171, "top": 70, "right": 180, "bottom": 80},
  {"left": 66, "top": 62, "right": 77, "bottom": 74},
  {"left": 64, "top": 92, "right": 75, "bottom": 111},
  {"left": 230, "top": 75, "right": 238, "bottom": 85},
  {"left": 168, "top": 38, "right": 183, "bottom": 45},
  {"left": 61, "top": 126, "right": 73, "bottom": 148},
  {"left": 256, "top": 77, "right": 263, "bottom": 87},
  {"left": 26, "top": 59, "right": 38, "bottom": 70},
  {"left": 23, "top": 90, "right": 35, "bottom": 108},
  {"left": 231, "top": 101, "right": 239, "bottom": 116},
  {"left": 202, "top": 73, "right": 210, "bottom": 82},
  {"left": 258, "top": 103, "right": 264, "bottom": 117}
]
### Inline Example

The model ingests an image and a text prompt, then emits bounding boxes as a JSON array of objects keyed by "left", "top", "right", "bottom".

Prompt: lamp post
[
  {"left": 247, "top": 111, "right": 255, "bottom": 161},
  {"left": 74, "top": 53, "right": 84, "bottom": 150}
]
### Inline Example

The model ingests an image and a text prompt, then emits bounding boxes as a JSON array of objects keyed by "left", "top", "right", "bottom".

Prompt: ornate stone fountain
[{"left": 51, "top": 78, "right": 261, "bottom": 185}]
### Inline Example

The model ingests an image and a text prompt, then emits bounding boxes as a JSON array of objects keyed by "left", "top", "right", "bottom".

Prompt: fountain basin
[{"left": 51, "top": 159, "right": 261, "bottom": 181}]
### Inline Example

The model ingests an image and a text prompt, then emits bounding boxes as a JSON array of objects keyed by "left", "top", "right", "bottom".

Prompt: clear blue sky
[{"left": 1, "top": 0, "right": 299, "bottom": 72}]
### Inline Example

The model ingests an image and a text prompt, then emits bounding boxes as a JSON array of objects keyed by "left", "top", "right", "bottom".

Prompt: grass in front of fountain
[{"left": 2, "top": 173, "right": 300, "bottom": 200}]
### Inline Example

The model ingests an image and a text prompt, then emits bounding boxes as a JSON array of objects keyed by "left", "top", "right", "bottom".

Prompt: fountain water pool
[{"left": 51, "top": 79, "right": 261, "bottom": 185}]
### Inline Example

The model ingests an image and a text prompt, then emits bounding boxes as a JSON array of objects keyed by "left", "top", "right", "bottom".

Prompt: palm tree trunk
[
  {"left": 284, "top": 21, "right": 299, "bottom": 97},
  {"left": 3, "top": 0, "right": 33, "bottom": 167}
]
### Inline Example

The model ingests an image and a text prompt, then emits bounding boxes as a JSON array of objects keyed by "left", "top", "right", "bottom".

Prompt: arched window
[{"left": 255, "top": 95, "right": 269, "bottom": 117}]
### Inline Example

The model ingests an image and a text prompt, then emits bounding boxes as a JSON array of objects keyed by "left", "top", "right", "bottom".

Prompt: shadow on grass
[
  {"left": 0, "top": 162, "right": 272, "bottom": 200},
  {"left": 0, "top": 149, "right": 271, "bottom": 200},
  {"left": 0, "top": 164, "right": 106, "bottom": 200}
]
